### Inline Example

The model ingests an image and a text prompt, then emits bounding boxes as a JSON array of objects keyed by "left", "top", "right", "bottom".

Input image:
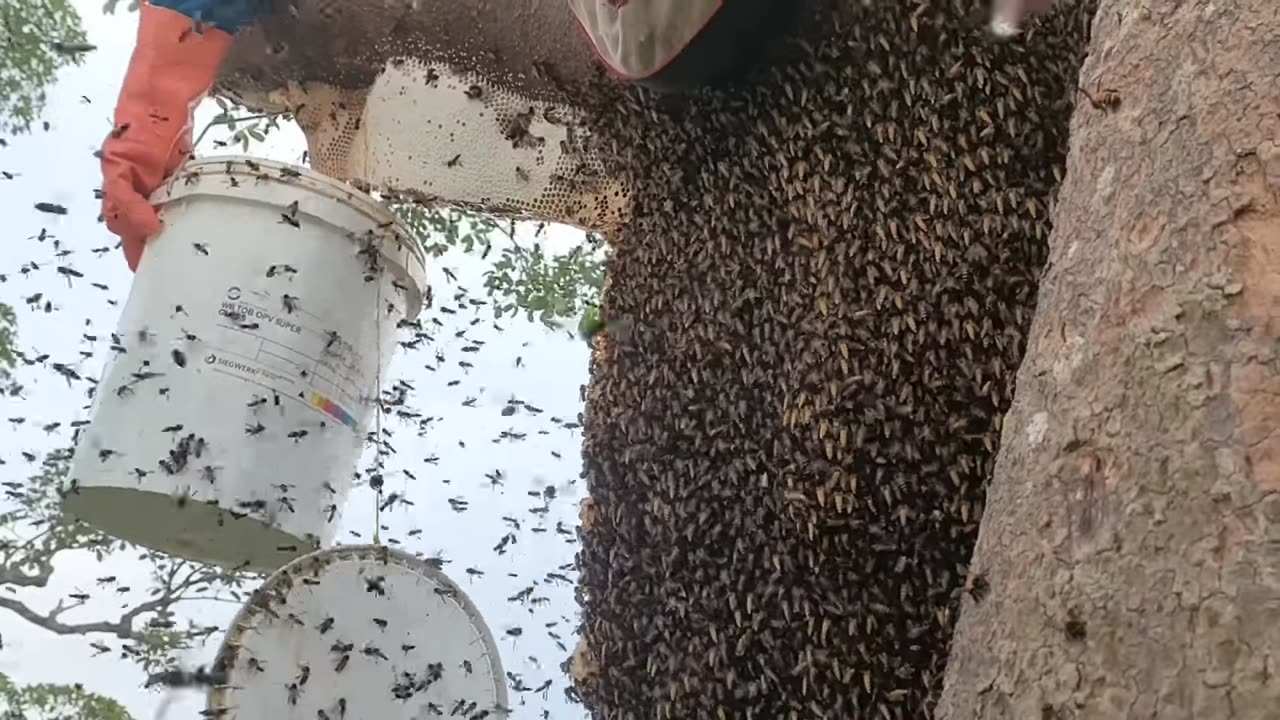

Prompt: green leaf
[
  {"left": 0, "top": 671, "right": 134, "bottom": 720},
  {"left": 371, "top": 199, "right": 606, "bottom": 325},
  {"left": 0, "top": 303, "right": 16, "bottom": 374},
  {"left": 0, "top": 0, "right": 88, "bottom": 134}
]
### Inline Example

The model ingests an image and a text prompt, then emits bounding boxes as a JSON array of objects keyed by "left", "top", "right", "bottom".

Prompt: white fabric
[{"left": 567, "top": 0, "right": 723, "bottom": 79}]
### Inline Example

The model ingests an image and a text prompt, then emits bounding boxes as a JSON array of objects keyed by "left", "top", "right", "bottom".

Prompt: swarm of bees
[{"left": 570, "top": 0, "right": 1096, "bottom": 717}]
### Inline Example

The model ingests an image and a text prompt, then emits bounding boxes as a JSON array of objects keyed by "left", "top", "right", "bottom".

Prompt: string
[
  {"left": 371, "top": 243, "right": 384, "bottom": 547},
  {"left": 346, "top": 99, "right": 384, "bottom": 548}
]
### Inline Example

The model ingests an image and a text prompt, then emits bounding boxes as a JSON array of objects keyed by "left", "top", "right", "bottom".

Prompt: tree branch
[
  {"left": 0, "top": 564, "right": 220, "bottom": 643},
  {"left": 2, "top": 525, "right": 54, "bottom": 557},
  {"left": 0, "top": 594, "right": 160, "bottom": 641},
  {"left": 0, "top": 553, "right": 54, "bottom": 588},
  {"left": 193, "top": 111, "right": 284, "bottom": 149},
  {"left": 0, "top": 459, "right": 251, "bottom": 666},
  {"left": 45, "top": 595, "right": 87, "bottom": 621}
]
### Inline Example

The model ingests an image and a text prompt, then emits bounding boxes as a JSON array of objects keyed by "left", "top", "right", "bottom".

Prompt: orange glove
[{"left": 100, "top": 2, "right": 234, "bottom": 272}]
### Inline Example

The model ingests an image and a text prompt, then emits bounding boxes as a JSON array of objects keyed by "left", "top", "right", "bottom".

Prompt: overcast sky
[{"left": 0, "top": 2, "right": 592, "bottom": 718}]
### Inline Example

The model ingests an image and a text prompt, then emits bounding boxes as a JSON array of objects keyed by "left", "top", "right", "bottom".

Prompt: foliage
[
  {"left": 0, "top": 303, "right": 20, "bottom": 399},
  {"left": 98, "top": 0, "right": 137, "bottom": 14},
  {"left": 198, "top": 97, "right": 286, "bottom": 153},
  {"left": 486, "top": 232, "right": 605, "bottom": 328},
  {"left": 0, "top": 302, "right": 15, "bottom": 374},
  {"left": 0, "top": 671, "right": 133, "bottom": 720},
  {"left": 0, "top": 451, "right": 258, "bottom": 673},
  {"left": 392, "top": 205, "right": 605, "bottom": 327},
  {"left": 0, "top": 0, "right": 90, "bottom": 135}
]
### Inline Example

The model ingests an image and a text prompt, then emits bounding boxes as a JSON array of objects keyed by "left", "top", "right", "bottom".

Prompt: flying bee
[{"left": 145, "top": 665, "right": 227, "bottom": 689}]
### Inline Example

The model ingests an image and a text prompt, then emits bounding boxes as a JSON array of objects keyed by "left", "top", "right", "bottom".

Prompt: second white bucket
[{"left": 62, "top": 156, "right": 428, "bottom": 572}]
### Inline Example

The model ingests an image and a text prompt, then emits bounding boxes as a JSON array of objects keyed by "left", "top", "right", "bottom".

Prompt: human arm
[{"left": 100, "top": 0, "right": 268, "bottom": 271}]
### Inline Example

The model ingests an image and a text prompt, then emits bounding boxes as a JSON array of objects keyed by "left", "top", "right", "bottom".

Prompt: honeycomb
[{"left": 253, "top": 59, "right": 631, "bottom": 234}]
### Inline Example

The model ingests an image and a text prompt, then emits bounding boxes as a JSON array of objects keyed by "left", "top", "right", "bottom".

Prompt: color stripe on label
[{"left": 310, "top": 392, "right": 358, "bottom": 428}]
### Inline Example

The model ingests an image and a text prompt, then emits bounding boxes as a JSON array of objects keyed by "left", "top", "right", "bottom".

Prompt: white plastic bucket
[{"left": 62, "top": 156, "right": 428, "bottom": 572}]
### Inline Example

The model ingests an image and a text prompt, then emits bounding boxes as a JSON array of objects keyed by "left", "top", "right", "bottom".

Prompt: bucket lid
[
  {"left": 207, "top": 545, "right": 509, "bottom": 719},
  {"left": 152, "top": 156, "right": 431, "bottom": 322}
]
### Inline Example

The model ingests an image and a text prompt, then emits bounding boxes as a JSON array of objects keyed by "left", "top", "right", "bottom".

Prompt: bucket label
[
  {"left": 218, "top": 302, "right": 304, "bottom": 334},
  {"left": 204, "top": 293, "right": 370, "bottom": 430}
]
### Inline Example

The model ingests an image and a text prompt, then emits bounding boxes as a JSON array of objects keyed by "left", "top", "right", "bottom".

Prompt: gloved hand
[{"left": 100, "top": 0, "right": 265, "bottom": 272}]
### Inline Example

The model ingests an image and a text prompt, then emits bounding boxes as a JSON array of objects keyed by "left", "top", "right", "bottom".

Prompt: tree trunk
[{"left": 936, "top": 3, "right": 1280, "bottom": 719}]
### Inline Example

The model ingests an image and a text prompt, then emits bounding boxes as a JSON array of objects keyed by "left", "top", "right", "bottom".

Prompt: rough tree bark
[{"left": 937, "top": 2, "right": 1280, "bottom": 719}]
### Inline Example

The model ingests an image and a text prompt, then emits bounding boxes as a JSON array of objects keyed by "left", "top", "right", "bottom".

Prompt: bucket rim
[
  {"left": 151, "top": 155, "right": 430, "bottom": 321},
  {"left": 62, "top": 486, "right": 314, "bottom": 573},
  {"left": 152, "top": 155, "right": 427, "bottom": 267}
]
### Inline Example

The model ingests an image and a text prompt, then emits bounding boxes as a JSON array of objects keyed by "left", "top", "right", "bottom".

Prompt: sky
[{"left": 0, "top": 2, "right": 593, "bottom": 718}]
